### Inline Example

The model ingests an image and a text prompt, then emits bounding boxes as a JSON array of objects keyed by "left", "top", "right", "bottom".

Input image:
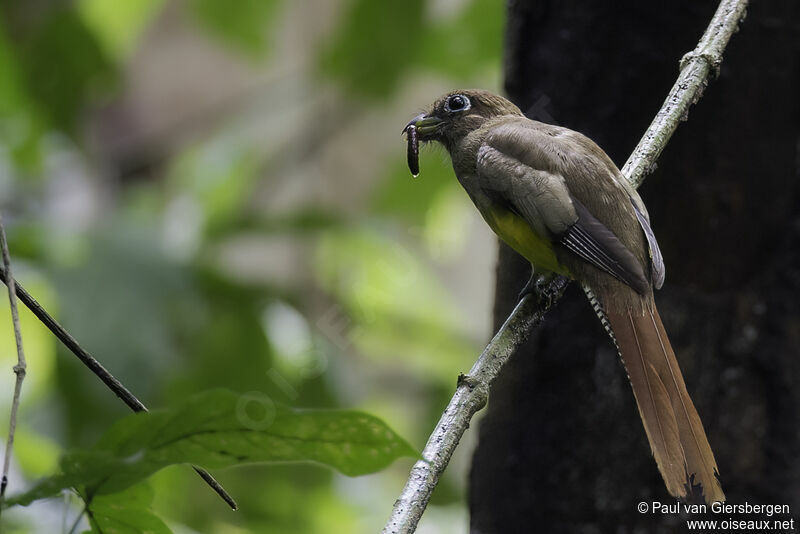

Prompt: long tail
[{"left": 593, "top": 294, "right": 724, "bottom": 503}]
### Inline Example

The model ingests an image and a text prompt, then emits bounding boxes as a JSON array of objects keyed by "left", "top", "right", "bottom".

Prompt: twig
[
  {"left": 67, "top": 503, "right": 88, "bottom": 534},
  {"left": 622, "top": 0, "right": 748, "bottom": 188},
  {"left": 383, "top": 283, "right": 567, "bottom": 534},
  {"left": 0, "top": 267, "right": 144, "bottom": 412},
  {"left": 0, "top": 213, "right": 27, "bottom": 519},
  {"left": 0, "top": 266, "right": 238, "bottom": 510},
  {"left": 382, "top": 0, "right": 749, "bottom": 532}
]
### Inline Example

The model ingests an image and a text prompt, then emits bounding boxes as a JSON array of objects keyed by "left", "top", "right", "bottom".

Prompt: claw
[{"left": 518, "top": 268, "right": 566, "bottom": 308}]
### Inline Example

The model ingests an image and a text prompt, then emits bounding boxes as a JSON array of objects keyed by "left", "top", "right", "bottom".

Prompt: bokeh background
[{"left": 0, "top": 0, "right": 505, "bottom": 532}]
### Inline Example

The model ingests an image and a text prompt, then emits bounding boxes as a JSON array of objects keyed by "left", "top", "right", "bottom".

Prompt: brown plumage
[
  {"left": 407, "top": 89, "right": 724, "bottom": 503},
  {"left": 604, "top": 301, "right": 724, "bottom": 502}
]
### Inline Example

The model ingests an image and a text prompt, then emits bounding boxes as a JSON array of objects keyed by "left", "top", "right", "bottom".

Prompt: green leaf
[
  {"left": 5, "top": 389, "right": 415, "bottom": 507},
  {"left": 83, "top": 483, "right": 172, "bottom": 534},
  {"left": 320, "top": 0, "right": 425, "bottom": 98}
]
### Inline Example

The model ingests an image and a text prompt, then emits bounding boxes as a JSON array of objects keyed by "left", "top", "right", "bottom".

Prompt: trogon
[{"left": 404, "top": 89, "right": 724, "bottom": 504}]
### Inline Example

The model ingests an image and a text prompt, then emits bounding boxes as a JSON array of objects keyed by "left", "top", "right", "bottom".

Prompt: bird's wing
[
  {"left": 562, "top": 197, "right": 650, "bottom": 294},
  {"left": 477, "top": 122, "right": 649, "bottom": 293},
  {"left": 631, "top": 199, "right": 665, "bottom": 289},
  {"left": 597, "top": 150, "right": 666, "bottom": 289}
]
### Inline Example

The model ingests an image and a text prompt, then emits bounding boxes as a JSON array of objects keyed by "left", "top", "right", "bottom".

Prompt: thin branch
[
  {"left": 0, "top": 266, "right": 238, "bottom": 511},
  {"left": 0, "top": 213, "right": 27, "bottom": 518},
  {"left": 382, "top": 0, "right": 749, "bottom": 532},
  {"left": 622, "top": 0, "right": 748, "bottom": 188},
  {"left": 383, "top": 282, "right": 568, "bottom": 534},
  {"left": 67, "top": 503, "right": 88, "bottom": 534},
  {"left": 0, "top": 267, "right": 144, "bottom": 412}
]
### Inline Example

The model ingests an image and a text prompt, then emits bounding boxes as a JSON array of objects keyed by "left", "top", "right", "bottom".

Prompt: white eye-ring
[{"left": 444, "top": 94, "right": 471, "bottom": 113}]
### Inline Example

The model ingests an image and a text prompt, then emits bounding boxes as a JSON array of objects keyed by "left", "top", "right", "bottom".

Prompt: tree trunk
[{"left": 469, "top": 1, "right": 800, "bottom": 532}]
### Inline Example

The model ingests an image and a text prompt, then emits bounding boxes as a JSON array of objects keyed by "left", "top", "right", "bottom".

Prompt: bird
[{"left": 403, "top": 89, "right": 724, "bottom": 504}]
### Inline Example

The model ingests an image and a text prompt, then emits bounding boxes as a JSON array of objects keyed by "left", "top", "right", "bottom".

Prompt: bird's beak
[{"left": 403, "top": 113, "right": 443, "bottom": 138}]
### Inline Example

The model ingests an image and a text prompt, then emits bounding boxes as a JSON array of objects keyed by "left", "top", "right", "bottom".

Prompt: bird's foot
[
  {"left": 518, "top": 270, "right": 551, "bottom": 302},
  {"left": 518, "top": 271, "right": 567, "bottom": 309}
]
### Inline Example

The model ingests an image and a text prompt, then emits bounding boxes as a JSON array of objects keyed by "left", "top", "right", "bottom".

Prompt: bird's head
[{"left": 403, "top": 89, "right": 522, "bottom": 150}]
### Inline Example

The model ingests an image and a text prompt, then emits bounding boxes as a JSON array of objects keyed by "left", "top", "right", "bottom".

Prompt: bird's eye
[{"left": 445, "top": 94, "right": 470, "bottom": 113}]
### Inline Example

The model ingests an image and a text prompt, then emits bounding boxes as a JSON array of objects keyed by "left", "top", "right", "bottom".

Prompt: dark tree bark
[{"left": 469, "top": 1, "right": 800, "bottom": 532}]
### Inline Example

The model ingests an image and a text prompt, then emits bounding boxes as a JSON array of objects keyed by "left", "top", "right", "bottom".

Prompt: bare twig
[
  {"left": 383, "top": 282, "right": 567, "bottom": 533},
  {"left": 622, "top": 0, "right": 748, "bottom": 188},
  {"left": 0, "top": 267, "right": 144, "bottom": 413},
  {"left": 382, "top": 0, "right": 749, "bottom": 532},
  {"left": 0, "top": 213, "right": 27, "bottom": 518},
  {"left": 67, "top": 503, "right": 88, "bottom": 534},
  {"left": 0, "top": 267, "right": 238, "bottom": 511}
]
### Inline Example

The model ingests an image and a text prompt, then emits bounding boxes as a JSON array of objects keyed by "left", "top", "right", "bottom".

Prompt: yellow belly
[{"left": 484, "top": 208, "right": 570, "bottom": 276}]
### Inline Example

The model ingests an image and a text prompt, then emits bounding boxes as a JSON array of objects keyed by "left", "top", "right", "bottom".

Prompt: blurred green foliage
[
  {"left": 189, "top": 0, "right": 282, "bottom": 56},
  {"left": 420, "top": 0, "right": 504, "bottom": 79},
  {"left": 321, "top": 0, "right": 426, "bottom": 98},
  {"left": 78, "top": 0, "right": 164, "bottom": 61},
  {"left": 0, "top": 15, "right": 46, "bottom": 171},
  {"left": 18, "top": 9, "right": 114, "bottom": 130},
  {"left": 316, "top": 225, "right": 476, "bottom": 382},
  {"left": 0, "top": 6, "right": 114, "bottom": 171},
  {"left": 322, "top": 0, "right": 502, "bottom": 99},
  {"left": 0, "top": 0, "right": 503, "bottom": 532}
]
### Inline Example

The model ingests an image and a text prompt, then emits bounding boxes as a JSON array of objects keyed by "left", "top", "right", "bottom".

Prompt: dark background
[{"left": 470, "top": 1, "right": 800, "bottom": 532}]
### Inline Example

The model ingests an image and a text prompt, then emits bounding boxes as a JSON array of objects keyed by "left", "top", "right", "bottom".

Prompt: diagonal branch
[
  {"left": 622, "top": 0, "right": 748, "bottom": 188},
  {"left": 0, "top": 213, "right": 27, "bottom": 519},
  {"left": 0, "top": 267, "right": 238, "bottom": 511},
  {"left": 382, "top": 0, "right": 749, "bottom": 532}
]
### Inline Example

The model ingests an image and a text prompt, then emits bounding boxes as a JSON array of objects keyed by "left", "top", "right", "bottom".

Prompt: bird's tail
[{"left": 600, "top": 300, "right": 725, "bottom": 503}]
